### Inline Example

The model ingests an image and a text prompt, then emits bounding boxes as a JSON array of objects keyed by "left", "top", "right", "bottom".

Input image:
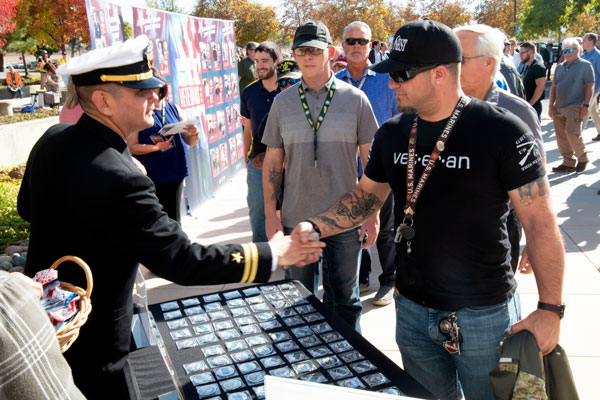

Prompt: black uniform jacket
[{"left": 18, "top": 114, "right": 272, "bottom": 398}]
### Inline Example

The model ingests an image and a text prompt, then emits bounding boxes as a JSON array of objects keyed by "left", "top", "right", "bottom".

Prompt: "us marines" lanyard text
[{"left": 395, "top": 96, "right": 467, "bottom": 253}]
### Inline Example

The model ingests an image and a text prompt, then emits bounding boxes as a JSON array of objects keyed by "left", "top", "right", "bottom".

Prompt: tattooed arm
[
  {"left": 358, "top": 143, "right": 380, "bottom": 248},
  {"left": 292, "top": 176, "right": 391, "bottom": 241},
  {"left": 508, "top": 176, "right": 565, "bottom": 355},
  {"left": 262, "top": 145, "right": 285, "bottom": 239}
]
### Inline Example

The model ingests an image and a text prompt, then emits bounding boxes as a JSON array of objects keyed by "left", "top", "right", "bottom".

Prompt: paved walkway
[{"left": 143, "top": 100, "right": 600, "bottom": 398}]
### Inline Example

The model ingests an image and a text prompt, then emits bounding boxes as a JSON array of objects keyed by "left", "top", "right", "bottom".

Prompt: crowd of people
[{"left": 7, "top": 16, "right": 595, "bottom": 400}]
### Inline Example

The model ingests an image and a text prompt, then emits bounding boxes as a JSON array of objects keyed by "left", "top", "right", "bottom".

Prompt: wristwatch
[
  {"left": 582, "top": 103, "right": 590, "bottom": 108},
  {"left": 537, "top": 301, "right": 565, "bottom": 319}
]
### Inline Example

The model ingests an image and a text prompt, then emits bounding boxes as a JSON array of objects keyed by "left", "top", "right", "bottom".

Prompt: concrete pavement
[{"left": 143, "top": 101, "right": 600, "bottom": 398}]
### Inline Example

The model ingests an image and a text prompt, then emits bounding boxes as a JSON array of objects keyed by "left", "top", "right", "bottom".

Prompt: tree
[
  {"left": 475, "top": 0, "right": 518, "bottom": 35},
  {"left": 313, "top": 0, "right": 398, "bottom": 43},
  {"left": 147, "top": 0, "right": 183, "bottom": 14},
  {"left": 0, "top": 0, "right": 19, "bottom": 70},
  {"left": 123, "top": 21, "right": 133, "bottom": 40},
  {"left": 16, "top": 0, "right": 90, "bottom": 49},
  {"left": 193, "top": 0, "right": 279, "bottom": 46},
  {"left": 420, "top": 0, "right": 473, "bottom": 29},
  {"left": 280, "top": 0, "right": 323, "bottom": 44},
  {"left": 568, "top": 7, "right": 600, "bottom": 36},
  {"left": 0, "top": 0, "right": 18, "bottom": 44},
  {"left": 517, "top": 0, "right": 600, "bottom": 38},
  {"left": 3, "top": 28, "right": 37, "bottom": 77}
]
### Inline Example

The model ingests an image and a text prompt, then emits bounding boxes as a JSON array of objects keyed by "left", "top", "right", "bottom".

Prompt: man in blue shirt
[
  {"left": 581, "top": 33, "right": 600, "bottom": 140},
  {"left": 336, "top": 21, "right": 399, "bottom": 306},
  {"left": 240, "top": 41, "right": 281, "bottom": 242}
]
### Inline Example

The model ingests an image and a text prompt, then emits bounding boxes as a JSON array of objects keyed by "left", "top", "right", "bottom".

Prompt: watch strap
[
  {"left": 537, "top": 301, "right": 565, "bottom": 319},
  {"left": 304, "top": 219, "right": 321, "bottom": 238},
  {"left": 582, "top": 103, "right": 590, "bottom": 108}
]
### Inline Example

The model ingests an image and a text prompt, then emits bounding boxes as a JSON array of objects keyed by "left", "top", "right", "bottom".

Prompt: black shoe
[
  {"left": 552, "top": 164, "right": 576, "bottom": 172},
  {"left": 575, "top": 162, "right": 587, "bottom": 173}
]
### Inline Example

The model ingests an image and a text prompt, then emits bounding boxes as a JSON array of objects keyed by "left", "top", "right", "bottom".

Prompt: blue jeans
[
  {"left": 246, "top": 161, "right": 267, "bottom": 242},
  {"left": 394, "top": 291, "right": 521, "bottom": 400},
  {"left": 284, "top": 227, "right": 362, "bottom": 332}
]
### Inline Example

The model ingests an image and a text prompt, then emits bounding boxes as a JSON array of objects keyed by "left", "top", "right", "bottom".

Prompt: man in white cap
[
  {"left": 18, "top": 35, "right": 323, "bottom": 399},
  {"left": 292, "top": 19, "right": 564, "bottom": 399}
]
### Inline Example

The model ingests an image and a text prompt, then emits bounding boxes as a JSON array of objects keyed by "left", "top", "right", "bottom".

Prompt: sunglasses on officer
[
  {"left": 278, "top": 78, "right": 300, "bottom": 88},
  {"left": 389, "top": 65, "right": 438, "bottom": 83},
  {"left": 562, "top": 48, "right": 576, "bottom": 54},
  {"left": 345, "top": 38, "right": 370, "bottom": 46}
]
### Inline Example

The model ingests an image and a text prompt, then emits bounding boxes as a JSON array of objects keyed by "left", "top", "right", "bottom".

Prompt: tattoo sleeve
[
  {"left": 313, "top": 188, "right": 384, "bottom": 236},
  {"left": 517, "top": 176, "right": 548, "bottom": 206}
]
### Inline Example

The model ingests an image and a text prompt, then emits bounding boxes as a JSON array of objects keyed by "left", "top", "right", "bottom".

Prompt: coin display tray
[{"left": 150, "top": 280, "right": 433, "bottom": 399}]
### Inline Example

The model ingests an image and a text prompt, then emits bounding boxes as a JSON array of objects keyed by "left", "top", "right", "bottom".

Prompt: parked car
[{"left": 12, "top": 62, "right": 24, "bottom": 69}]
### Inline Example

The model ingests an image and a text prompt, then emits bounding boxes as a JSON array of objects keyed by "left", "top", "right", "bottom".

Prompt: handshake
[{"left": 266, "top": 222, "right": 325, "bottom": 268}]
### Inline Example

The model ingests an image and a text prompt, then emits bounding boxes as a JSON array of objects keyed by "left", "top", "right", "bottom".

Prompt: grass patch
[
  {"left": 0, "top": 108, "right": 60, "bottom": 125},
  {"left": 0, "top": 166, "right": 29, "bottom": 252}
]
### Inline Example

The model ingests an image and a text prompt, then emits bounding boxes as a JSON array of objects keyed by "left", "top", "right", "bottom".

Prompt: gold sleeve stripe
[
  {"left": 248, "top": 243, "right": 259, "bottom": 283},
  {"left": 240, "top": 244, "right": 251, "bottom": 283}
]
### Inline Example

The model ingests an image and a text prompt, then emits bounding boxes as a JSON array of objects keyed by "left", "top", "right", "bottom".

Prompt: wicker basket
[{"left": 50, "top": 256, "right": 93, "bottom": 353}]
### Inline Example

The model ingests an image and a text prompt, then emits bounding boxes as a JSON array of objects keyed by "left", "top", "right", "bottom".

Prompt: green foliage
[
  {"left": 519, "top": 0, "right": 600, "bottom": 38},
  {"left": 0, "top": 166, "right": 29, "bottom": 252},
  {"left": 0, "top": 108, "right": 60, "bottom": 126},
  {"left": 123, "top": 21, "right": 133, "bottom": 40},
  {"left": 147, "top": 0, "right": 184, "bottom": 13}
]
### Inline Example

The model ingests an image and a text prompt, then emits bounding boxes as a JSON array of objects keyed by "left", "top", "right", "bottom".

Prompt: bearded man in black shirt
[{"left": 292, "top": 20, "right": 565, "bottom": 400}]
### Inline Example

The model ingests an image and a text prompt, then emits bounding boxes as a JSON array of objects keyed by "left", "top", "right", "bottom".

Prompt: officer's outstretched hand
[
  {"left": 509, "top": 309, "right": 560, "bottom": 355},
  {"left": 290, "top": 221, "right": 318, "bottom": 244},
  {"left": 269, "top": 231, "right": 324, "bottom": 268}
]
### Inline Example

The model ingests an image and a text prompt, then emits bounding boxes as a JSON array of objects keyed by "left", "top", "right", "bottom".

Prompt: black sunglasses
[
  {"left": 345, "top": 38, "right": 370, "bottom": 46},
  {"left": 389, "top": 65, "right": 437, "bottom": 83},
  {"left": 278, "top": 78, "right": 300, "bottom": 88}
]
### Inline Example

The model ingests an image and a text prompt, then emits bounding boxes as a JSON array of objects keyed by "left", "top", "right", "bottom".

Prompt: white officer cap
[{"left": 57, "top": 35, "right": 164, "bottom": 90}]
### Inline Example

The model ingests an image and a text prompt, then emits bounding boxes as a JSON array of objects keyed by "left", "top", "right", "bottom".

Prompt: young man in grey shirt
[{"left": 262, "top": 20, "right": 379, "bottom": 331}]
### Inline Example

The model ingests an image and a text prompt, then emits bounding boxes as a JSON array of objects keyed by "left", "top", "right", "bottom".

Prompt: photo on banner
[
  {"left": 130, "top": 8, "right": 243, "bottom": 214},
  {"left": 84, "top": 0, "right": 125, "bottom": 49}
]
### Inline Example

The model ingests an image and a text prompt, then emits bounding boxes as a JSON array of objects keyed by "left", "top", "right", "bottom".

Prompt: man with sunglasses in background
[
  {"left": 549, "top": 37, "right": 593, "bottom": 173},
  {"left": 337, "top": 21, "right": 399, "bottom": 307},
  {"left": 262, "top": 20, "right": 379, "bottom": 332},
  {"left": 292, "top": 19, "right": 565, "bottom": 399},
  {"left": 240, "top": 41, "right": 281, "bottom": 243},
  {"left": 519, "top": 41, "right": 547, "bottom": 119}
]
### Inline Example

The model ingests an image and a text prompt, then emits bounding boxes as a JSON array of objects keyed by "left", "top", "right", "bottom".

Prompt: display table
[{"left": 139, "top": 280, "right": 434, "bottom": 399}]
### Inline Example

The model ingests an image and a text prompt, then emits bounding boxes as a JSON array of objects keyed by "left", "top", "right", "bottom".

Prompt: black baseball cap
[
  {"left": 369, "top": 19, "right": 462, "bottom": 73},
  {"left": 292, "top": 20, "right": 332, "bottom": 50},
  {"left": 276, "top": 59, "right": 302, "bottom": 80}
]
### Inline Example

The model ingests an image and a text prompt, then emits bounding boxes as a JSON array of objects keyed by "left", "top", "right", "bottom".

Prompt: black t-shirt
[
  {"left": 364, "top": 99, "right": 545, "bottom": 310},
  {"left": 523, "top": 60, "right": 546, "bottom": 104}
]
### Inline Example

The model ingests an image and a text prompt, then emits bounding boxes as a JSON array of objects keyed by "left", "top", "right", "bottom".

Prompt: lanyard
[
  {"left": 345, "top": 74, "right": 367, "bottom": 91},
  {"left": 395, "top": 96, "right": 467, "bottom": 253},
  {"left": 298, "top": 80, "right": 336, "bottom": 167}
]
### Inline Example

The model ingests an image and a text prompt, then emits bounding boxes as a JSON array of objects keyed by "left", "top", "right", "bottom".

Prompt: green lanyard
[{"left": 298, "top": 80, "right": 336, "bottom": 167}]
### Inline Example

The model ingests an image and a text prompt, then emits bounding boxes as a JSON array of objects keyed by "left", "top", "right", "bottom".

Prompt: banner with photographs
[
  {"left": 84, "top": 2, "right": 244, "bottom": 215},
  {"left": 84, "top": 0, "right": 125, "bottom": 49},
  {"left": 133, "top": 7, "right": 244, "bottom": 212}
]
